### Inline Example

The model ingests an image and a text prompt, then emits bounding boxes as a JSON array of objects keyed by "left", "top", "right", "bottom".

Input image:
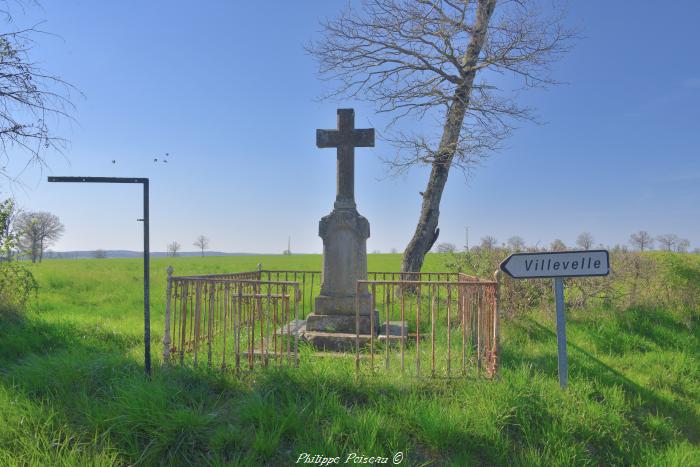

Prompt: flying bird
[{"left": 111, "top": 160, "right": 116, "bottom": 164}]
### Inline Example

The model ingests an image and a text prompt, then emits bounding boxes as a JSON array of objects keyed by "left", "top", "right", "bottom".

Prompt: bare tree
[
  {"left": 656, "top": 234, "right": 678, "bottom": 252},
  {"left": 167, "top": 241, "right": 181, "bottom": 257},
  {"left": 0, "top": 2, "right": 77, "bottom": 183},
  {"left": 309, "top": 0, "right": 573, "bottom": 273},
  {"left": 506, "top": 236, "right": 525, "bottom": 251},
  {"left": 575, "top": 232, "right": 594, "bottom": 250},
  {"left": 436, "top": 242, "right": 456, "bottom": 253},
  {"left": 15, "top": 211, "right": 64, "bottom": 262},
  {"left": 390, "top": 247, "right": 398, "bottom": 254},
  {"left": 550, "top": 239, "right": 566, "bottom": 251},
  {"left": 193, "top": 235, "right": 209, "bottom": 257},
  {"left": 675, "top": 238, "right": 690, "bottom": 253},
  {"left": 480, "top": 235, "right": 497, "bottom": 251},
  {"left": 629, "top": 231, "right": 654, "bottom": 252}
]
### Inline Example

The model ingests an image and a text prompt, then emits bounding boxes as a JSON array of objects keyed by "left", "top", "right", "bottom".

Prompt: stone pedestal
[{"left": 304, "top": 208, "right": 378, "bottom": 336}]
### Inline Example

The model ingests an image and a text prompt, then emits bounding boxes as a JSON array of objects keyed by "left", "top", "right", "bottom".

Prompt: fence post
[
  {"left": 491, "top": 270, "right": 502, "bottom": 378},
  {"left": 163, "top": 266, "right": 174, "bottom": 363}
]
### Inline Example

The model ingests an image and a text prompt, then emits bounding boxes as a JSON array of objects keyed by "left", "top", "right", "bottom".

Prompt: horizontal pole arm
[{"left": 48, "top": 176, "right": 148, "bottom": 184}]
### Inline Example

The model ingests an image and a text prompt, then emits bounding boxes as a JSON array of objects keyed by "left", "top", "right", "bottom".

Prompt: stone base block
[
  {"left": 305, "top": 310, "right": 379, "bottom": 334},
  {"left": 315, "top": 293, "right": 372, "bottom": 315},
  {"left": 303, "top": 331, "right": 370, "bottom": 352}
]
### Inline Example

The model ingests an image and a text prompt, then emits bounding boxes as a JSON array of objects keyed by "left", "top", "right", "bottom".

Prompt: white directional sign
[
  {"left": 500, "top": 250, "right": 609, "bottom": 279},
  {"left": 499, "top": 249, "right": 610, "bottom": 390}
]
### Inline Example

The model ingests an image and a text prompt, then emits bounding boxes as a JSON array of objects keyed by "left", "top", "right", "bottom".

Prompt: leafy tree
[
  {"left": 0, "top": 198, "right": 37, "bottom": 311},
  {"left": 16, "top": 211, "right": 64, "bottom": 262},
  {"left": 309, "top": 0, "right": 574, "bottom": 272}
]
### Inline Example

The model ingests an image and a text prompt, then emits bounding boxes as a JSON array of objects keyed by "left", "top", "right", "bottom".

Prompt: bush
[
  {"left": 445, "top": 248, "right": 700, "bottom": 323},
  {"left": 0, "top": 198, "right": 38, "bottom": 314}
]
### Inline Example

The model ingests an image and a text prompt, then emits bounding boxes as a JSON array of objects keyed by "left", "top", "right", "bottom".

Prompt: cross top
[{"left": 316, "top": 109, "right": 375, "bottom": 210}]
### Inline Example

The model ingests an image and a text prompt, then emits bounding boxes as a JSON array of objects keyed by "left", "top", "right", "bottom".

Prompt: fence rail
[
  {"left": 163, "top": 267, "right": 500, "bottom": 378},
  {"left": 355, "top": 276, "right": 499, "bottom": 378},
  {"left": 163, "top": 270, "right": 300, "bottom": 371}
]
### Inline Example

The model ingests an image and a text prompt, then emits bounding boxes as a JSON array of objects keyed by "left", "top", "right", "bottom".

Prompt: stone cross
[{"left": 316, "top": 109, "right": 375, "bottom": 210}]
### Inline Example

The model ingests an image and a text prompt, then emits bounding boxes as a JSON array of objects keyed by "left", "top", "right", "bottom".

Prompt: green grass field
[{"left": 1, "top": 254, "right": 698, "bottom": 466}]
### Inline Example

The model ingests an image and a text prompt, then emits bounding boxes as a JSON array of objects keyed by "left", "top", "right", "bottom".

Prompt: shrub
[
  {"left": 0, "top": 198, "right": 38, "bottom": 314},
  {"left": 445, "top": 248, "right": 700, "bottom": 322}
]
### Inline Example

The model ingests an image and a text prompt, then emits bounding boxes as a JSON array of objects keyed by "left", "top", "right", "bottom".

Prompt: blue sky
[{"left": 3, "top": 1, "right": 699, "bottom": 253}]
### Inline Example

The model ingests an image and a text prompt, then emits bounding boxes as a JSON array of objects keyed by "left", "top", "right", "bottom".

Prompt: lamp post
[{"left": 48, "top": 176, "right": 151, "bottom": 377}]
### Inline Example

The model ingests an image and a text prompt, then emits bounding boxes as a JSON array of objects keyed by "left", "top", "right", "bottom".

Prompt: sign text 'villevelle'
[{"left": 500, "top": 250, "right": 610, "bottom": 279}]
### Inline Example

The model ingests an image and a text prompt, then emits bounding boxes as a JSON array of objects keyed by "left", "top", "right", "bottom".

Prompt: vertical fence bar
[
  {"left": 431, "top": 284, "right": 436, "bottom": 378},
  {"left": 294, "top": 284, "right": 299, "bottom": 367},
  {"left": 492, "top": 272, "right": 501, "bottom": 378},
  {"left": 400, "top": 287, "right": 405, "bottom": 374},
  {"left": 222, "top": 283, "right": 229, "bottom": 370},
  {"left": 207, "top": 283, "right": 214, "bottom": 369},
  {"left": 163, "top": 266, "right": 174, "bottom": 363},
  {"left": 273, "top": 289, "right": 279, "bottom": 364},
  {"left": 285, "top": 288, "right": 291, "bottom": 365},
  {"left": 385, "top": 284, "right": 390, "bottom": 370},
  {"left": 370, "top": 283, "right": 376, "bottom": 371},
  {"left": 355, "top": 281, "right": 361, "bottom": 377},
  {"left": 179, "top": 282, "right": 189, "bottom": 366},
  {"left": 447, "top": 284, "right": 452, "bottom": 377},
  {"left": 416, "top": 285, "right": 421, "bottom": 377},
  {"left": 193, "top": 282, "right": 202, "bottom": 367},
  {"left": 461, "top": 284, "right": 466, "bottom": 375},
  {"left": 235, "top": 285, "right": 242, "bottom": 372}
]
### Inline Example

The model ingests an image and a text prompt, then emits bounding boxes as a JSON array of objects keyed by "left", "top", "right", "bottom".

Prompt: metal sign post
[
  {"left": 553, "top": 276, "right": 567, "bottom": 389},
  {"left": 500, "top": 250, "right": 610, "bottom": 389},
  {"left": 48, "top": 176, "right": 151, "bottom": 377}
]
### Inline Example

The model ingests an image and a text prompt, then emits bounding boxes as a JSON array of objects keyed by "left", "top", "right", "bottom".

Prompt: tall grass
[{"left": 0, "top": 254, "right": 698, "bottom": 465}]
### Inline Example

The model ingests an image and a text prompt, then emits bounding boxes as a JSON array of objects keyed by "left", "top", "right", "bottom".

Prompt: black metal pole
[
  {"left": 47, "top": 176, "right": 152, "bottom": 377},
  {"left": 143, "top": 179, "right": 151, "bottom": 377}
]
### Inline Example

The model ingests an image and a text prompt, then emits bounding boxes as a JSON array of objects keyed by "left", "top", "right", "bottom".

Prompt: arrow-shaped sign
[
  {"left": 500, "top": 250, "right": 610, "bottom": 279},
  {"left": 499, "top": 248, "right": 610, "bottom": 390}
]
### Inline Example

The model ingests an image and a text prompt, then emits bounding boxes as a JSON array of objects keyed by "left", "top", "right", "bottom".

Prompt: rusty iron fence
[
  {"left": 259, "top": 270, "right": 321, "bottom": 318},
  {"left": 162, "top": 267, "right": 500, "bottom": 378},
  {"left": 163, "top": 270, "right": 300, "bottom": 371},
  {"left": 355, "top": 273, "right": 500, "bottom": 378}
]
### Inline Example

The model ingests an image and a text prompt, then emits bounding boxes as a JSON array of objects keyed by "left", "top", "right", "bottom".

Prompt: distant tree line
[
  {"left": 166, "top": 235, "right": 211, "bottom": 257},
  {"left": 435, "top": 230, "right": 694, "bottom": 255},
  {"left": 443, "top": 230, "right": 699, "bottom": 320}
]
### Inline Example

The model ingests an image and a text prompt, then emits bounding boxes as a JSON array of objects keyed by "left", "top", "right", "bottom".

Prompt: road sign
[
  {"left": 499, "top": 249, "right": 610, "bottom": 389},
  {"left": 499, "top": 250, "right": 609, "bottom": 279}
]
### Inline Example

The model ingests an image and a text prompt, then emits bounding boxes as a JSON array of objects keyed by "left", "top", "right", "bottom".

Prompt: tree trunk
[{"left": 401, "top": 0, "right": 496, "bottom": 273}]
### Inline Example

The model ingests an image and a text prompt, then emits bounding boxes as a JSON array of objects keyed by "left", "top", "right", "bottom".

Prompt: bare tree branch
[
  {"left": 0, "top": 1, "right": 78, "bottom": 184},
  {"left": 308, "top": 0, "right": 575, "bottom": 272}
]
